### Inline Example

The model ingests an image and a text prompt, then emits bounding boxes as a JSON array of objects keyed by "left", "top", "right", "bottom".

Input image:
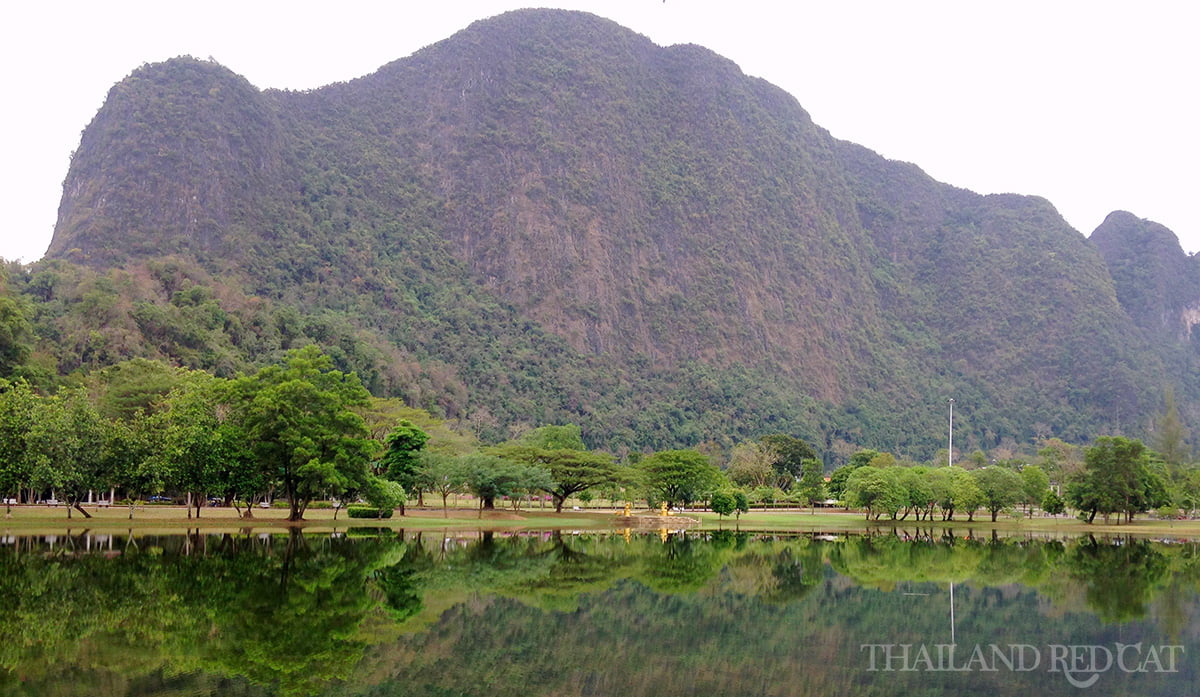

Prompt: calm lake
[{"left": 1, "top": 528, "right": 1196, "bottom": 696}]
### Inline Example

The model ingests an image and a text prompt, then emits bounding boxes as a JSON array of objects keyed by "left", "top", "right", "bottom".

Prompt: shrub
[{"left": 347, "top": 506, "right": 394, "bottom": 519}]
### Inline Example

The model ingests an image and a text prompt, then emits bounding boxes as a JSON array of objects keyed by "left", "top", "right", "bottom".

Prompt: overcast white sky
[{"left": 2, "top": 1, "right": 1196, "bottom": 263}]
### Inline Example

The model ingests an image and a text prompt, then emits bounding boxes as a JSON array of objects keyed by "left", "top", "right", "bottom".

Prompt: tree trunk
[
  {"left": 482, "top": 496, "right": 496, "bottom": 510},
  {"left": 288, "top": 499, "right": 305, "bottom": 522},
  {"left": 554, "top": 496, "right": 565, "bottom": 513},
  {"left": 72, "top": 502, "right": 92, "bottom": 519},
  {"left": 991, "top": 510, "right": 999, "bottom": 522}
]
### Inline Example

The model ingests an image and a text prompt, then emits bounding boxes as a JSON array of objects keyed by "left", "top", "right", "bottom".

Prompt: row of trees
[
  {"left": 0, "top": 346, "right": 824, "bottom": 521},
  {"left": 1, "top": 338, "right": 1186, "bottom": 524},
  {"left": 835, "top": 436, "right": 1175, "bottom": 524},
  {"left": 0, "top": 346, "right": 392, "bottom": 521},
  {"left": 840, "top": 461, "right": 1052, "bottom": 522}
]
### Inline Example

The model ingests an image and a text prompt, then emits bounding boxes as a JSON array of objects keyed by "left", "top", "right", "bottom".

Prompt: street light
[{"left": 947, "top": 398, "right": 954, "bottom": 467}]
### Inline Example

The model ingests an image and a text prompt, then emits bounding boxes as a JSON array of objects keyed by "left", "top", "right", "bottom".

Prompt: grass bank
[{"left": 5, "top": 503, "right": 1200, "bottom": 540}]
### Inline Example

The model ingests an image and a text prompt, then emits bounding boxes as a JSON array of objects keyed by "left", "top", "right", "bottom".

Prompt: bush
[{"left": 347, "top": 506, "right": 394, "bottom": 519}]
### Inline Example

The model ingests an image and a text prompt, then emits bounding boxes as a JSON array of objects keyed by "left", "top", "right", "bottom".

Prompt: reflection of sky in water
[{"left": 0, "top": 531, "right": 1195, "bottom": 696}]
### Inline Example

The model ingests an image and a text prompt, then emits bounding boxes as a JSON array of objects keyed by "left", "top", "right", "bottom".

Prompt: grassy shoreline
[{"left": 4, "top": 504, "right": 1200, "bottom": 539}]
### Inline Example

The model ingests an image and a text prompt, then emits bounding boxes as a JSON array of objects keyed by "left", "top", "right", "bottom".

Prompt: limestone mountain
[{"left": 39, "top": 9, "right": 1195, "bottom": 456}]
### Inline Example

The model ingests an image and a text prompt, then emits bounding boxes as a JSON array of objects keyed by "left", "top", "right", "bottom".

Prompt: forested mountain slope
[{"left": 37, "top": 9, "right": 1198, "bottom": 456}]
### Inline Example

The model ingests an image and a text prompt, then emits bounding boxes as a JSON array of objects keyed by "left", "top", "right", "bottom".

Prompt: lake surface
[{"left": 1, "top": 528, "right": 1196, "bottom": 696}]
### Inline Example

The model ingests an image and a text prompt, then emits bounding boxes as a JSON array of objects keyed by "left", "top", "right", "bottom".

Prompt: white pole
[{"left": 948, "top": 399, "right": 954, "bottom": 467}]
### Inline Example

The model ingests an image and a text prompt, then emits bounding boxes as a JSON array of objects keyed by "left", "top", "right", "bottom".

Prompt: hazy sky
[{"left": 3, "top": 1, "right": 1196, "bottom": 262}]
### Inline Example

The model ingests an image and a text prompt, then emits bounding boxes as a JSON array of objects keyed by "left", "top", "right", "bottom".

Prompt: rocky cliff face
[
  {"left": 45, "top": 9, "right": 1193, "bottom": 451},
  {"left": 1091, "top": 210, "right": 1200, "bottom": 341}
]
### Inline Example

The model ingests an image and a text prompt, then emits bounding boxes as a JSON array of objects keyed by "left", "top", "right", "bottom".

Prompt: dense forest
[{"left": 6, "top": 9, "right": 1200, "bottom": 460}]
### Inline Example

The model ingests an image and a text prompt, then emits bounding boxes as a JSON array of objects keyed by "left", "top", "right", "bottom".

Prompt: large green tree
[
  {"left": 843, "top": 466, "right": 905, "bottom": 520},
  {"left": 380, "top": 419, "right": 430, "bottom": 514},
  {"left": 0, "top": 379, "right": 36, "bottom": 513},
  {"left": 1019, "top": 465, "right": 1050, "bottom": 514},
  {"left": 796, "top": 457, "right": 826, "bottom": 509},
  {"left": 492, "top": 426, "right": 619, "bottom": 512},
  {"left": 226, "top": 346, "right": 376, "bottom": 521},
  {"left": 1067, "top": 436, "right": 1168, "bottom": 523},
  {"left": 458, "top": 454, "right": 552, "bottom": 511},
  {"left": 760, "top": 435, "right": 818, "bottom": 491},
  {"left": 25, "top": 388, "right": 111, "bottom": 518},
  {"left": 158, "top": 373, "right": 262, "bottom": 518},
  {"left": 639, "top": 449, "right": 726, "bottom": 509},
  {"left": 971, "top": 467, "right": 1024, "bottom": 522}
]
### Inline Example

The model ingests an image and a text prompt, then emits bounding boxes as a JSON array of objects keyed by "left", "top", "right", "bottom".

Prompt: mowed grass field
[{"left": 5, "top": 502, "right": 1200, "bottom": 539}]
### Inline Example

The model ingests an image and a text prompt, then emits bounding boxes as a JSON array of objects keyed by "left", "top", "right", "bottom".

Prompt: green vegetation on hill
[{"left": 21, "top": 9, "right": 1200, "bottom": 458}]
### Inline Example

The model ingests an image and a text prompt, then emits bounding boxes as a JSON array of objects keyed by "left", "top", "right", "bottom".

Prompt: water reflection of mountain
[{"left": 0, "top": 530, "right": 1196, "bottom": 696}]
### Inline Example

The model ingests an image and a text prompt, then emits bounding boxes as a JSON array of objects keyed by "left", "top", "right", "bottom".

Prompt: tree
[
  {"left": 971, "top": 467, "right": 1024, "bottom": 522},
  {"left": 459, "top": 454, "right": 552, "bottom": 511},
  {"left": 25, "top": 388, "right": 111, "bottom": 518},
  {"left": 357, "top": 397, "right": 477, "bottom": 455},
  {"left": 0, "top": 292, "right": 32, "bottom": 378},
  {"left": 226, "top": 346, "right": 376, "bottom": 522},
  {"left": 1037, "top": 438, "right": 1083, "bottom": 484},
  {"left": 710, "top": 490, "right": 736, "bottom": 518},
  {"left": 927, "top": 467, "right": 955, "bottom": 520},
  {"left": 1068, "top": 436, "right": 1167, "bottom": 524},
  {"left": 104, "top": 412, "right": 160, "bottom": 518},
  {"left": 1041, "top": 489, "right": 1066, "bottom": 516},
  {"left": 827, "top": 462, "right": 863, "bottom": 501},
  {"left": 899, "top": 466, "right": 935, "bottom": 520},
  {"left": 417, "top": 452, "right": 467, "bottom": 515},
  {"left": 954, "top": 471, "right": 986, "bottom": 522},
  {"left": 843, "top": 466, "right": 905, "bottom": 520},
  {"left": 518, "top": 424, "right": 586, "bottom": 450},
  {"left": 732, "top": 490, "right": 750, "bottom": 519},
  {"left": 490, "top": 442, "right": 618, "bottom": 512},
  {"left": 0, "top": 379, "right": 36, "bottom": 514},
  {"left": 796, "top": 457, "right": 826, "bottom": 510},
  {"left": 1020, "top": 465, "right": 1050, "bottom": 514},
  {"left": 639, "top": 449, "right": 726, "bottom": 509},
  {"left": 91, "top": 358, "right": 185, "bottom": 421},
  {"left": 380, "top": 420, "right": 430, "bottom": 514},
  {"left": 725, "top": 441, "right": 778, "bottom": 488},
  {"left": 760, "top": 435, "right": 818, "bottom": 491},
  {"left": 360, "top": 475, "right": 406, "bottom": 512},
  {"left": 1152, "top": 388, "right": 1190, "bottom": 471},
  {"left": 156, "top": 373, "right": 256, "bottom": 518}
]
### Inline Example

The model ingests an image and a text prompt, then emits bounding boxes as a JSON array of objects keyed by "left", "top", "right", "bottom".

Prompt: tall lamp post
[{"left": 947, "top": 398, "right": 954, "bottom": 467}]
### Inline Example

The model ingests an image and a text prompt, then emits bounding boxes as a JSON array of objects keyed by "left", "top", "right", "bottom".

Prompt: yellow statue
[{"left": 660, "top": 501, "right": 669, "bottom": 517}]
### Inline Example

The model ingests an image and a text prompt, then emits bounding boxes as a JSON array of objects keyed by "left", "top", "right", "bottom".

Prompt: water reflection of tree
[
  {"left": 0, "top": 531, "right": 405, "bottom": 696},
  {"left": 1064, "top": 536, "right": 1168, "bottom": 623},
  {"left": 1, "top": 531, "right": 1198, "bottom": 697}
]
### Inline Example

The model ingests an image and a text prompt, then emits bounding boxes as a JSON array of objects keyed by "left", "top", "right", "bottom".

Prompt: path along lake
[{"left": 1, "top": 528, "right": 1196, "bottom": 696}]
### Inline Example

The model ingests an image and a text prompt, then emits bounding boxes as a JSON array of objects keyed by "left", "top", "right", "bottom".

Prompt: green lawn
[{"left": 5, "top": 502, "right": 1200, "bottom": 538}]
